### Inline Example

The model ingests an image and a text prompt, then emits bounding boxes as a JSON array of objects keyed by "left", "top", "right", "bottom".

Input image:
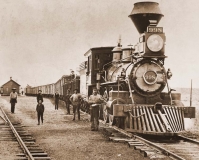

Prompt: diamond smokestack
[{"left": 129, "top": 1, "right": 164, "bottom": 34}]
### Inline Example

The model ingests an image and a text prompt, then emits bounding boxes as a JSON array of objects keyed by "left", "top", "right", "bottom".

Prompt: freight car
[
  {"left": 25, "top": 72, "right": 80, "bottom": 99},
  {"left": 79, "top": 1, "right": 195, "bottom": 136}
]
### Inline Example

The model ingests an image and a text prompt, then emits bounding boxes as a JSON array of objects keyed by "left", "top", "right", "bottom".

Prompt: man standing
[
  {"left": 36, "top": 100, "right": 45, "bottom": 125},
  {"left": 54, "top": 90, "right": 59, "bottom": 110},
  {"left": 10, "top": 88, "right": 18, "bottom": 114},
  {"left": 88, "top": 88, "right": 105, "bottom": 131},
  {"left": 37, "top": 90, "right": 43, "bottom": 103},
  {"left": 70, "top": 89, "right": 81, "bottom": 121},
  {"left": 64, "top": 89, "right": 71, "bottom": 115}
]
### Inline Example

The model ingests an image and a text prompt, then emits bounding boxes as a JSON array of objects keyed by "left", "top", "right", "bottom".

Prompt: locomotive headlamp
[{"left": 147, "top": 34, "right": 164, "bottom": 52}]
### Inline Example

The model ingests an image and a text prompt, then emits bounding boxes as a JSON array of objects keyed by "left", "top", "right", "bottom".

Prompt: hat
[
  {"left": 38, "top": 90, "right": 42, "bottom": 92},
  {"left": 12, "top": 88, "right": 16, "bottom": 90},
  {"left": 74, "top": 89, "right": 78, "bottom": 91}
]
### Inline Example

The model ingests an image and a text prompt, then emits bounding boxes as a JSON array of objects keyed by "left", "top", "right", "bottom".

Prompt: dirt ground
[{"left": 0, "top": 96, "right": 151, "bottom": 160}]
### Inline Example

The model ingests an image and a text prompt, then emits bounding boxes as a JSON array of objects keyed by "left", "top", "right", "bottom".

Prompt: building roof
[
  {"left": 84, "top": 46, "right": 115, "bottom": 57},
  {"left": 1, "top": 79, "right": 20, "bottom": 87}
]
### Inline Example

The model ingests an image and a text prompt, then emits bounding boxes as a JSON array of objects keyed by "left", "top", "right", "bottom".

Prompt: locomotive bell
[{"left": 129, "top": 1, "right": 164, "bottom": 34}]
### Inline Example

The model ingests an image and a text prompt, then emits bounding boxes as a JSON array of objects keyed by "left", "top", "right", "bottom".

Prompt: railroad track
[
  {"left": 0, "top": 106, "right": 51, "bottom": 160},
  {"left": 80, "top": 108, "right": 199, "bottom": 159},
  {"left": 100, "top": 121, "right": 199, "bottom": 160}
]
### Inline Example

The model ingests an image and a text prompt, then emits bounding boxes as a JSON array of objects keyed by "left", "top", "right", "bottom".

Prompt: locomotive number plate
[
  {"left": 147, "top": 27, "right": 163, "bottom": 33},
  {"left": 143, "top": 70, "right": 158, "bottom": 85}
]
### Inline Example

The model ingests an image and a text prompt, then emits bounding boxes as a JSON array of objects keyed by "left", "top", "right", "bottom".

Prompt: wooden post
[{"left": 190, "top": 79, "right": 192, "bottom": 107}]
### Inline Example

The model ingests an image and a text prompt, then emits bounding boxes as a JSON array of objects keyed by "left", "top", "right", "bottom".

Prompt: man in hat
[
  {"left": 54, "top": 90, "right": 60, "bottom": 110},
  {"left": 36, "top": 99, "right": 45, "bottom": 125},
  {"left": 88, "top": 87, "right": 105, "bottom": 131},
  {"left": 70, "top": 89, "right": 82, "bottom": 120},
  {"left": 64, "top": 89, "right": 71, "bottom": 115},
  {"left": 10, "top": 88, "right": 18, "bottom": 113},
  {"left": 37, "top": 90, "right": 43, "bottom": 103}
]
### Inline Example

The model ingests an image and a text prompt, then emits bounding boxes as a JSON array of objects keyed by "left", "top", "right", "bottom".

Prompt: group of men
[
  {"left": 9, "top": 87, "right": 105, "bottom": 131},
  {"left": 53, "top": 87, "right": 105, "bottom": 131}
]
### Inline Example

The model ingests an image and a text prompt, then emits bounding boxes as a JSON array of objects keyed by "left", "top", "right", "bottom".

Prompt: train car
[
  {"left": 49, "top": 83, "right": 55, "bottom": 97},
  {"left": 55, "top": 79, "right": 62, "bottom": 97},
  {"left": 79, "top": 1, "right": 195, "bottom": 136},
  {"left": 63, "top": 73, "right": 81, "bottom": 97}
]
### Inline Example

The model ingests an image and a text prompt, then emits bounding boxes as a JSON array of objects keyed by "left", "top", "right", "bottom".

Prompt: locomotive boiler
[{"left": 80, "top": 1, "right": 195, "bottom": 136}]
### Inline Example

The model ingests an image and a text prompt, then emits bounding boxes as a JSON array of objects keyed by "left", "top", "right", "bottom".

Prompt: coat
[
  {"left": 36, "top": 104, "right": 44, "bottom": 113},
  {"left": 37, "top": 94, "right": 43, "bottom": 103}
]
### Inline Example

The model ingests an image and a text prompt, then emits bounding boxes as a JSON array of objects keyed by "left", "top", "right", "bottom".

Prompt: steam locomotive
[
  {"left": 79, "top": 1, "right": 195, "bottom": 136},
  {"left": 26, "top": 1, "right": 195, "bottom": 136}
]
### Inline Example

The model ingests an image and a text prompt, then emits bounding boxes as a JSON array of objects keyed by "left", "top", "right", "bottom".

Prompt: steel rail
[
  {"left": 0, "top": 106, "right": 35, "bottom": 160},
  {"left": 178, "top": 135, "right": 199, "bottom": 144},
  {"left": 132, "top": 134, "right": 186, "bottom": 160},
  {"left": 108, "top": 124, "right": 186, "bottom": 160},
  {"left": 81, "top": 106, "right": 187, "bottom": 160}
]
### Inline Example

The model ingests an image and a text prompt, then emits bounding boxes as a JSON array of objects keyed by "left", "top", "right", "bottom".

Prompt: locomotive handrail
[
  {"left": 126, "top": 77, "right": 135, "bottom": 104},
  {"left": 165, "top": 72, "right": 173, "bottom": 105},
  {"left": 128, "top": 111, "right": 145, "bottom": 118}
]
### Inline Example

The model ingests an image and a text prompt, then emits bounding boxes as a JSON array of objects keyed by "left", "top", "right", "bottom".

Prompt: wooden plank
[
  {"left": 145, "top": 107, "right": 155, "bottom": 131},
  {"left": 177, "top": 107, "right": 184, "bottom": 131},
  {"left": 136, "top": 106, "right": 142, "bottom": 131},
  {"left": 125, "top": 139, "right": 139, "bottom": 142},
  {"left": 167, "top": 107, "right": 177, "bottom": 132},
  {"left": 149, "top": 108, "right": 161, "bottom": 132},
  {"left": 181, "top": 108, "right": 185, "bottom": 130},
  {"left": 129, "top": 110, "right": 133, "bottom": 130},
  {"left": 163, "top": 107, "right": 175, "bottom": 132},
  {"left": 109, "top": 137, "right": 129, "bottom": 141},
  {"left": 132, "top": 106, "right": 137, "bottom": 130},
  {"left": 141, "top": 151, "right": 155, "bottom": 157},
  {"left": 155, "top": 114, "right": 166, "bottom": 132},
  {"left": 142, "top": 106, "right": 151, "bottom": 131},
  {"left": 171, "top": 106, "right": 180, "bottom": 131},
  {"left": 174, "top": 107, "right": 182, "bottom": 131},
  {"left": 134, "top": 146, "right": 151, "bottom": 150},
  {"left": 128, "top": 142, "right": 143, "bottom": 145},
  {"left": 157, "top": 110, "right": 172, "bottom": 132},
  {"left": 128, "top": 143, "right": 144, "bottom": 148},
  {"left": 31, "top": 153, "right": 48, "bottom": 156},
  {"left": 33, "top": 157, "right": 51, "bottom": 160},
  {"left": 139, "top": 106, "right": 146, "bottom": 131}
]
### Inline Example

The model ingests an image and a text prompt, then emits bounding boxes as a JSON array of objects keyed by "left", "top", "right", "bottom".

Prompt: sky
[{"left": 0, "top": 0, "right": 199, "bottom": 89}]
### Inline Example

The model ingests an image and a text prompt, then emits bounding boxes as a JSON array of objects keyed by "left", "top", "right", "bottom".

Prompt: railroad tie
[
  {"left": 16, "top": 153, "right": 26, "bottom": 157},
  {"left": 109, "top": 137, "right": 132, "bottom": 143},
  {"left": 128, "top": 141, "right": 144, "bottom": 148},
  {"left": 31, "top": 153, "right": 48, "bottom": 157},
  {"left": 33, "top": 157, "right": 51, "bottom": 160},
  {"left": 14, "top": 158, "right": 28, "bottom": 160}
]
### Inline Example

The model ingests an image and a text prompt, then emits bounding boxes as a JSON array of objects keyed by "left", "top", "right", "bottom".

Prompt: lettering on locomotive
[{"left": 143, "top": 70, "right": 158, "bottom": 85}]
